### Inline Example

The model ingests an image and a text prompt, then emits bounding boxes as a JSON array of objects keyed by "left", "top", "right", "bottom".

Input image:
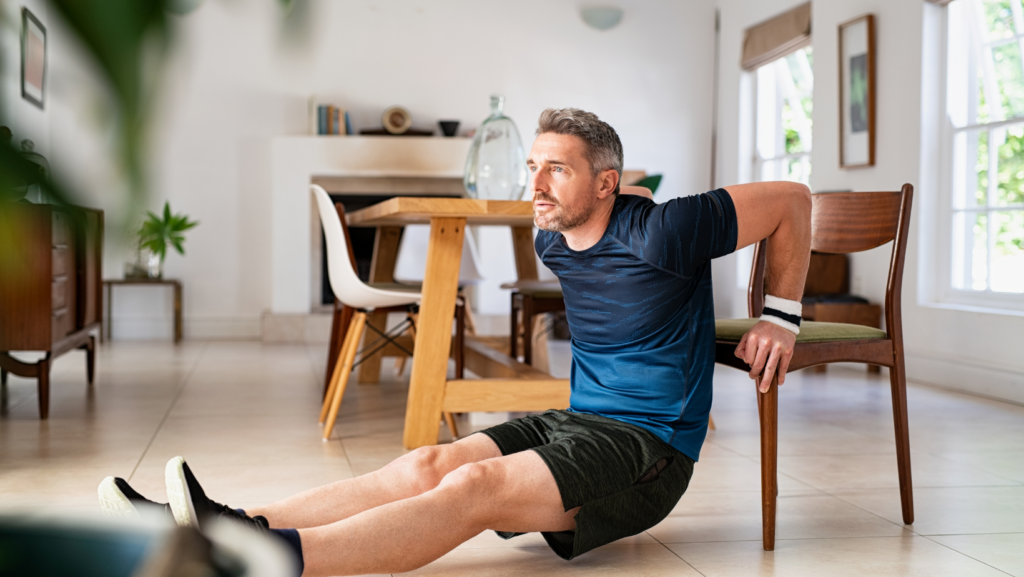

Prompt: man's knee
[
  {"left": 388, "top": 445, "right": 451, "bottom": 494},
  {"left": 437, "top": 461, "right": 501, "bottom": 502}
]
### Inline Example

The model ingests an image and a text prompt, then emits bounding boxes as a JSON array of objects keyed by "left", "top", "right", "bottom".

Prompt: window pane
[
  {"left": 952, "top": 211, "right": 988, "bottom": 290},
  {"left": 785, "top": 156, "right": 811, "bottom": 185},
  {"left": 996, "top": 124, "right": 1024, "bottom": 205},
  {"left": 990, "top": 42, "right": 1024, "bottom": 119},
  {"left": 979, "top": 0, "right": 1018, "bottom": 41},
  {"left": 992, "top": 210, "right": 1024, "bottom": 292},
  {"left": 953, "top": 130, "right": 989, "bottom": 208}
]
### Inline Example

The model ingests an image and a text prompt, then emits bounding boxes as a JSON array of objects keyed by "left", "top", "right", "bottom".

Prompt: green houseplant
[{"left": 135, "top": 201, "right": 198, "bottom": 278}]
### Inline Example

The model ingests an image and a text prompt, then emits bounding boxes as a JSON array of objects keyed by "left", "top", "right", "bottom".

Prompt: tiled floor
[{"left": 2, "top": 340, "right": 1023, "bottom": 576}]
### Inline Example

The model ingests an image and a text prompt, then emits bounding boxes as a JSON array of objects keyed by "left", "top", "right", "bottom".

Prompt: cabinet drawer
[
  {"left": 52, "top": 308, "right": 71, "bottom": 340},
  {"left": 52, "top": 247, "right": 70, "bottom": 277},
  {"left": 52, "top": 278, "right": 67, "bottom": 309},
  {"left": 52, "top": 211, "right": 68, "bottom": 245}
]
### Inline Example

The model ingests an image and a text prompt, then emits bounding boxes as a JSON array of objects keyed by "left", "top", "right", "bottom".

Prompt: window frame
[{"left": 933, "top": 0, "right": 1024, "bottom": 312}]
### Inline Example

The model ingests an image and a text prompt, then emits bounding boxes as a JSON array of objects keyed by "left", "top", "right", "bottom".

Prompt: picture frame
[
  {"left": 838, "top": 14, "right": 875, "bottom": 168},
  {"left": 21, "top": 7, "right": 47, "bottom": 109}
]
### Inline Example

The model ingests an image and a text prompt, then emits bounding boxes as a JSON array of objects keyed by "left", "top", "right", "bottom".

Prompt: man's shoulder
[{"left": 534, "top": 229, "right": 561, "bottom": 255}]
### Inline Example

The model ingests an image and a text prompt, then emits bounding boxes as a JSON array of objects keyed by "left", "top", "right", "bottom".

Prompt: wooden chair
[
  {"left": 714, "top": 184, "right": 914, "bottom": 551},
  {"left": 501, "top": 280, "right": 566, "bottom": 365}
]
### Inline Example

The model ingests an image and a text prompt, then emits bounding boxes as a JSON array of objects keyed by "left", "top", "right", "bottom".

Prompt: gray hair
[{"left": 536, "top": 108, "right": 623, "bottom": 194}]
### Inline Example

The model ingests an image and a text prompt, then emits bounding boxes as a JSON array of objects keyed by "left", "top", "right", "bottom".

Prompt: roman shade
[{"left": 741, "top": 2, "right": 812, "bottom": 71}]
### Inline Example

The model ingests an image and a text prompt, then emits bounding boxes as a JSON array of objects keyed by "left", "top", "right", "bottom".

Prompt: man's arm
[{"left": 723, "top": 181, "right": 812, "bottom": 392}]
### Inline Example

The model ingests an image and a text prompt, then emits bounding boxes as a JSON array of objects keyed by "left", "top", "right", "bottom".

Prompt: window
[
  {"left": 946, "top": 0, "right": 1024, "bottom": 297},
  {"left": 754, "top": 47, "right": 814, "bottom": 185},
  {"left": 739, "top": 46, "right": 814, "bottom": 290}
]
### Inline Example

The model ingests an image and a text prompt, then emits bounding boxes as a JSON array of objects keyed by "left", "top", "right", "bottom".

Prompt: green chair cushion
[{"left": 715, "top": 318, "right": 887, "bottom": 344}]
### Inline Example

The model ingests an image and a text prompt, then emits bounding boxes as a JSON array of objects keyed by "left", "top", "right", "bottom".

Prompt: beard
[{"left": 533, "top": 193, "right": 594, "bottom": 232}]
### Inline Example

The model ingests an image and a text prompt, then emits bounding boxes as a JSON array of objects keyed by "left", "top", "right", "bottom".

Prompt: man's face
[{"left": 527, "top": 133, "right": 601, "bottom": 232}]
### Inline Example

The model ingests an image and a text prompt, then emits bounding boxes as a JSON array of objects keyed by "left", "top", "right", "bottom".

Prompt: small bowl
[{"left": 438, "top": 120, "right": 460, "bottom": 137}]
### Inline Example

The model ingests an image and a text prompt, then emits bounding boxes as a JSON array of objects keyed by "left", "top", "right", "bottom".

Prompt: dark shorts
[{"left": 477, "top": 409, "right": 694, "bottom": 560}]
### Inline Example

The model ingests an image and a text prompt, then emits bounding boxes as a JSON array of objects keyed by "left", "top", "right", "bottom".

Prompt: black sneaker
[
  {"left": 164, "top": 456, "right": 269, "bottom": 532},
  {"left": 98, "top": 476, "right": 172, "bottom": 519}
]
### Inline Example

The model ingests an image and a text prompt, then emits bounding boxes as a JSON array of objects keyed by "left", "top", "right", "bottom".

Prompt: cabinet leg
[
  {"left": 1, "top": 368, "right": 7, "bottom": 386},
  {"left": 85, "top": 336, "right": 96, "bottom": 384},
  {"left": 37, "top": 358, "right": 51, "bottom": 420}
]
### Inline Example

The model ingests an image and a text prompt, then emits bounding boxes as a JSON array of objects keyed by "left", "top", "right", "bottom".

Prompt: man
[{"left": 98, "top": 108, "right": 811, "bottom": 576}]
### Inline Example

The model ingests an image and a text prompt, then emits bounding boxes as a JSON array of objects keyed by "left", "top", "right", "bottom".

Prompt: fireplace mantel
[{"left": 270, "top": 136, "right": 472, "bottom": 316}]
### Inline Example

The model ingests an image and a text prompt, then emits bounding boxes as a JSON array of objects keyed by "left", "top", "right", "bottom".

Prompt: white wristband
[{"left": 760, "top": 295, "right": 802, "bottom": 335}]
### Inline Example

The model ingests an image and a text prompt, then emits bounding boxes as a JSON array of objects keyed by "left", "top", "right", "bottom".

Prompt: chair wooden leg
[
  {"left": 444, "top": 412, "right": 459, "bottom": 439},
  {"left": 455, "top": 300, "right": 465, "bottom": 379},
  {"left": 889, "top": 354, "right": 914, "bottom": 524},
  {"left": 357, "top": 311, "right": 389, "bottom": 384},
  {"left": 509, "top": 293, "right": 519, "bottom": 361},
  {"left": 324, "top": 302, "right": 352, "bottom": 400},
  {"left": 757, "top": 374, "right": 778, "bottom": 551},
  {"left": 322, "top": 312, "right": 367, "bottom": 442},
  {"left": 319, "top": 313, "right": 362, "bottom": 425},
  {"left": 708, "top": 414, "right": 716, "bottom": 430},
  {"left": 522, "top": 295, "right": 534, "bottom": 365}
]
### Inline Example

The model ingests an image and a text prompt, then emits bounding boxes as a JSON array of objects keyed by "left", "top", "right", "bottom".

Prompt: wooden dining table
[{"left": 346, "top": 197, "right": 570, "bottom": 449}]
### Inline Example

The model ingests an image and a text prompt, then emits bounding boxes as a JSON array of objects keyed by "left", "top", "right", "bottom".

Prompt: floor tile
[
  {"left": 668, "top": 535, "right": 1009, "bottom": 577},
  {"left": 929, "top": 533, "right": 1024, "bottom": 577},
  {"left": 834, "top": 486, "right": 1024, "bottom": 535},
  {"left": 650, "top": 490, "right": 908, "bottom": 543}
]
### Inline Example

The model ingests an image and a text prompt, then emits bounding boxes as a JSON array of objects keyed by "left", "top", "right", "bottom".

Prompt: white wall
[
  {"left": 714, "top": 0, "right": 1024, "bottom": 403},
  {"left": 111, "top": 0, "right": 717, "bottom": 336}
]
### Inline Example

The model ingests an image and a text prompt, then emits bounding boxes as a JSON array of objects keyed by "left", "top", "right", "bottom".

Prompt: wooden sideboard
[{"left": 0, "top": 202, "right": 103, "bottom": 418}]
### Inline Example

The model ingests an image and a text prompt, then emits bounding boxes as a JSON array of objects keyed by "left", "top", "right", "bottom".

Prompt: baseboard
[
  {"left": 261, "top": 312, "right": 333, "bottom": 343},
  {"left": 106, "top": 316, "right": 261, "bottom": 341},
  {"left": 905, "top": 348, "right": 1024, "bottom": 405}
]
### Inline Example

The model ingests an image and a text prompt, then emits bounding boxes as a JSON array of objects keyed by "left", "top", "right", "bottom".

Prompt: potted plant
[{"left": 135, "top": 202, "right": 198, "bottom": 279}]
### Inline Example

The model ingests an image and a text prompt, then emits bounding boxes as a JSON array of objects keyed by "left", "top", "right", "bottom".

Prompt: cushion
[
  {"left": 715, "top": 318, "right": 887, "bottom": 343},
  {"left": 499, "top": 280, "right": 563, "bottom": 298}
]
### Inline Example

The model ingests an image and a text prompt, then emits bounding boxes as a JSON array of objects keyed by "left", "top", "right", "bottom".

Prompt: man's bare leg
[
  {"left": 299, "top": 448, "right": 576, "bottom": 577},
  {"left": 246, "top": 434, "right": 501, "bottom": 529}
]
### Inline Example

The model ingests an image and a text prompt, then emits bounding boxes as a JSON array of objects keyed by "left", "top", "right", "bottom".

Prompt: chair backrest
[
  {"left": 312, "top": 184, "right": 365, "bottom": 304},
  {"left": 747, "top": 184, "right": 913, "bottom": 342}
]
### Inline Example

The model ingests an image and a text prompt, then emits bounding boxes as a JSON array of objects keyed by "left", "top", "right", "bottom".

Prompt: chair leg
[
  {"left": 509, "top": 293, "right": 519, "bottom": 361},
  {"left": 444, "top": 412, "right": 459, "bottom": 439},
  {"left": 522, "top": 295, "right": 534, "bottom": 365},
  {"left": 757, "top": 374, "right": 778, "bottom": 551},
  {"left": 889, "top": 354, "right": 914, "bottom": 524},
  {"left": 323, "top": 300, "right": 346, "bottom": 399},
  {"left": 322, "top": 312, "right": 367, "bottom": 442},
  {"left": 455, "top": 300, "right": 465, "bottom": 379},
  {"left": 708, "top": 413, "right": 716, "bottom": 430},
  {"left": 319, "top": 313, "right": 362, "bottom": 425}
]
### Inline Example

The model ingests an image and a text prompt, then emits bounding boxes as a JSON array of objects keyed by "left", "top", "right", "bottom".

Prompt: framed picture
[
  {"left": 21, "top": 7, "right": 47, "bottom": 109},
  {"left": 838, "top": 14, "right": 875, "bottom": 168}
]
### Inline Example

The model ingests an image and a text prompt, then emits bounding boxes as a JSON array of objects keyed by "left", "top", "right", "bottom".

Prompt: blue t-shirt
[{"left": 536, "top": 189, "right": 738, "bottom": 462}]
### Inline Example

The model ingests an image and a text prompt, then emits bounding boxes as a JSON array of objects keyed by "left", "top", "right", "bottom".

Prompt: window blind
[{"left": 741, "top": 2, "right": 812, "bottom": 71}]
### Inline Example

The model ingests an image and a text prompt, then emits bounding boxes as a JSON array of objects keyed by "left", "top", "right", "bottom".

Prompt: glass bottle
[{"left": 463, "top": 95, "right": 528, "bottom": 201}]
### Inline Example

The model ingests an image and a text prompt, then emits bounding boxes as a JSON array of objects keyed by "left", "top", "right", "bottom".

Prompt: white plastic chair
[{"left": 313, "top": 185, "right": 448, "bottom": 442}]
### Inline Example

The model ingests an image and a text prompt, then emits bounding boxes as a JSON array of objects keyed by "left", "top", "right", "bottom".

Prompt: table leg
[
  {"left": 174, "top": 282, "right": 183, "bottom": 344},
  {"left": 359, "top": 226, "right": 403, "bottom": 384},
  {"left": 403, "top": 217, "right": 465, "bottom": 449},
  {"left": 511, "top": 226, "right": 538, "bottom": 281}
]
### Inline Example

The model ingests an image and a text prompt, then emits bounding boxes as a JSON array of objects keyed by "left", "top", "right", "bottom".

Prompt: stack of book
[{"left": 312, "top": 103, "right": 353, "bottom": 135}]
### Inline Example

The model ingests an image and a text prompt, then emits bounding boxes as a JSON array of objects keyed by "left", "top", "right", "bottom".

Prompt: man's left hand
[{"left": 734, "top": 321, "right": 797, "bottom": 393}]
